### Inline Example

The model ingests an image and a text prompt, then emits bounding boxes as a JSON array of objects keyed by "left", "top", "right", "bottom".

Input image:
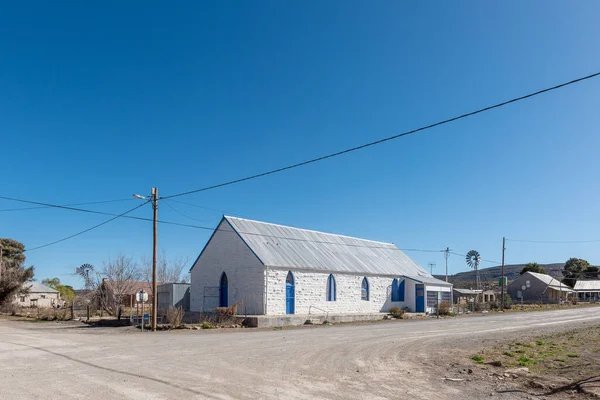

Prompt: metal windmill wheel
[{"left": 465, "top": 250, "right": 482, "bottom": 290}]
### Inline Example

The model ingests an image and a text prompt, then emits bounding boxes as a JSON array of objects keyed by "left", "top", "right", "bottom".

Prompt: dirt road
[{"left": 1, "top": 308, "right": 599, "bottom": 399}]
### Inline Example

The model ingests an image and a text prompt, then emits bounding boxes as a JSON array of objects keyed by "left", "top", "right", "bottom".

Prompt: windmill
[
  {"left": 76, "top": 263, "right": 95, "bottom": 290},
  {"left": 465, "top": 250, "right": 482, "bottom": 291}
]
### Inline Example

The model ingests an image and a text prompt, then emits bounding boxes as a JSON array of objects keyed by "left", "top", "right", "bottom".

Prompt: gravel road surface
[{"left": 1, "top": 307, "right": 599, "bottom": 399}]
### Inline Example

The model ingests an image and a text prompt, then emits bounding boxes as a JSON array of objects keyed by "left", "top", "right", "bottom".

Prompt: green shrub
[
  {"left": 566, "top": 353, "right": 579, "bottom": 358},
  {"left": 535, "top": 341, "right": 545, "bottom": 346},
  {"left": 200, "top": 321, "right": 215, "bottom": 329},
  {"left": 517, "top": 356, "right": 532, "bottom": 367},
  {"left": 471, "top": 355, "right": 484, "bottom": 364},
  {"left": 515, "top": 350, "right": 526, "bottom": 354},
  {"left": 503, "top": 351, "right": 515, "bottom": 357}
]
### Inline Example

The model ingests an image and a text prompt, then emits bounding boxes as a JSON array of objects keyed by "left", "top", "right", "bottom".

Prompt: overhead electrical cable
[
  {"left": 25, "top": 202, "right": 149, "bottom": 252},
  {"left": 506, "top": 238, "right": 600, "bottom": 244},
  {"left": 5, "top": 193, "right": 448, "bottom": 252},
  {"left": 161, "top": 71, "right": 600, "bottom": 200},
  {"left": 0, "top": 198, "right": 134, "bottom": 212}
]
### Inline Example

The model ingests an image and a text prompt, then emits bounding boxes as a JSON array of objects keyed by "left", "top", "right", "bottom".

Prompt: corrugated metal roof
[
  {"left": 224, "top": 216, "right": 442, "bottom": 281},
  {"left": 26, "top": 282, "right": 59, "bottom": 293},
  {"left": 453, "top": 288, "right": 480, "bottom": 295},
  {"left": 574, "top": 280, "right": 600, "bottom": 291},
  {"left": 526, "top": 272, "right": 573, "bottom": 291}
]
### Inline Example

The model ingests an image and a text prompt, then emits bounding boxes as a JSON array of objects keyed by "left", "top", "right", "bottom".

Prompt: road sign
[{"left": 136, "top": 290, "right": 148, "bottom": 303}]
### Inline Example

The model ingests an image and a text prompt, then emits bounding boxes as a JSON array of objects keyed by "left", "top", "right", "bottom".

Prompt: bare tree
[
  {"left": 140, "top": 251, "right": 190, "bottom": 284},
  {"left": 76, "top": 255, "right": 141, "bottom": 319}
]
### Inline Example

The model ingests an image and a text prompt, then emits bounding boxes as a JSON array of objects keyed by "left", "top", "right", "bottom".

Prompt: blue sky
[{"left": 2, "top": 2, "right": 600, "bottom": 288}]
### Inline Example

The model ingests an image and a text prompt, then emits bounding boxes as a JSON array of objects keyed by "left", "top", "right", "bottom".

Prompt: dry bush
[
  {"left": 166, "top": 306, "right": 184, "bottom": 328},
  {"left": 438, "top": 301, "right": 451, "bottom": 316},
  {"left": 0, "top": 303, "right": 21, "bottom": 316},
  {"left": 389, "top": 307, "right": 405, "bottom": 319},
  {"left": 214, "top": 301, "right": 241, "bottom": 322}
]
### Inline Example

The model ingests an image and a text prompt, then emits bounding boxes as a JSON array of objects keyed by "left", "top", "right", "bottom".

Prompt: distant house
[
  {"left": 507, "top": 271, "right": 573, "bottom": 304},
  {"left": 190, "top": 216, "right": 452, "bottom": 315},
  {"left": 453, "top": 288, "right": 479, "bottom": 305},
  {"left": 573, "top": 280, "right": 600, "bottom": 302},
  {"left": 16, "top": 282, "right": 61, "bottom": 308},
  {"left": 453, "top": 288, "right": 497, "bottom": 305},
  {"left": 99, "top": 279, "right": 155, "bottom": 308}
]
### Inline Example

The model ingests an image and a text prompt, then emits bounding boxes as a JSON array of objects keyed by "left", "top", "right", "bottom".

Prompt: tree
[
  {"left": 42, "top": 277, "right": 76, "bottom": 302},
  {"left": 140, "top": 251, "right": 190, "bottom": 284},
  {"left": 76, "top": 255, "right": 141, "bottom": 319},
  {"left": 584, "top": 266, "right": 599, "bottom": 280},
  {"left": 562, "top": 258, "right": 591, "bottom": 288},
  {"left": 521, "top": 262, "right": 546, "bottom": 275},
  {"left": 0, "top": 238, "right": 34, "bottom": 307}
]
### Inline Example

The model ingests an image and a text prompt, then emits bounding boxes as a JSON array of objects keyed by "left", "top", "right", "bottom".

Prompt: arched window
[
  {"left": 326, "top": 274, "right": 336, "bottom": 301},
  {"left": 392, "top": 278, "right": 399, "bottom": 301},
  {"left": 398, "top": 279, "right": 405, "bottom": 302},
  {"left": 361, "top": 277, "right": 369, "bottom": 301},
  {"left": 286, "top": 271, "right": 295, "bottom": 314},
  {"left": 392, "top": 278, "right": 405, "bottom": 302},
  {"left": 219, "top": 272, "right": 228, "bottom": 307}
]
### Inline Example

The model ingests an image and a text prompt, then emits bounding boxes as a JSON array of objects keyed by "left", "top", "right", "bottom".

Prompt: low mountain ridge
[{"left": 435, "top": 263, "right": 565, "bottom": 284}]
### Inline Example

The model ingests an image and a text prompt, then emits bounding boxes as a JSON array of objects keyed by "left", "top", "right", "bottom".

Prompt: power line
[
  {"left": 0, "top": 198, "right": 133, "bottom": 212},
  {"left": 162, "top": 199, "right": 213, "bottom": 222},
  {"left": 0, "top": 194, "right": 215, "bottom": 229},
  {"left": 5, "top": 193, "right": 449, "bottom": 252},
  {"left": 25, "top": 202, "right": 149, "bottom": 252},
  {"left": 506, "top": 238, "right": 600, "bottom": 244},
  {"left": 161, "top": 71, "right": 600, "bottom": 200},
  {"left": 167, "top": 199, "right": 228, "bottom": 214}
]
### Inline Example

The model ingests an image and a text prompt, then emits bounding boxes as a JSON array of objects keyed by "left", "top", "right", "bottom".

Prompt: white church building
[{"left": 190, "top": 216, "right": 452, "bottom": 316}]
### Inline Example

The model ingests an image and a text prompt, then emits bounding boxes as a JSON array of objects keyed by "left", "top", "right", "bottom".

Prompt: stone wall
[{"left": 266, "top": 268, "right": 416, "bottom": 315}]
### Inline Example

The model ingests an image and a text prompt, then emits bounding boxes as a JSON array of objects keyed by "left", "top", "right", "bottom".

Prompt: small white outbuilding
[{"left": 190, "top": 216, "right": 452, "bottom": 315}]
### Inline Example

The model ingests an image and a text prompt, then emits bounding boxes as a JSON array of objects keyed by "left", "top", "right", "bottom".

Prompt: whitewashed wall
[
  {"left": 190, "top": 219, "right": 265, "bottom": 314},
  {"left": 265, "top": 268, "right": 418, "bottom": 315},
  {"left": 16, "top": 292, "right": 60, "bottom": 308}
]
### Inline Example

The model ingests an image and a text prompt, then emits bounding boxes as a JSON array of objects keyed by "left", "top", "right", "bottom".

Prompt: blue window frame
[
  {"left": 392, "top": 278, "right": 405, "bottom": 302},
  {"left": 398, "top": 279, "right": 405, "bottom": 302},
  {"left": 326, "top": 274, "right": 336, "bottom": 301},
  {"left": 361, "top": 277, "right": 369, "bottom": 301}
]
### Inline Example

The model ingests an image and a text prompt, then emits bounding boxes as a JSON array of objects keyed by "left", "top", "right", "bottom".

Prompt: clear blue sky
[{"left": 2, "top": 2, "right": 600, "bottom": 288}]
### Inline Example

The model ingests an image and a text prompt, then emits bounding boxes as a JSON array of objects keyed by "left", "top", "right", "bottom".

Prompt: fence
[{"left": 203, "top": 286, "right": 220, "bottom": 312}]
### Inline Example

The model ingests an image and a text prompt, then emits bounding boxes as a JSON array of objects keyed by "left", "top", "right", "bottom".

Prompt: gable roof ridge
[{"left": 224, "top": 215, "right": 395, "bottom": 246}]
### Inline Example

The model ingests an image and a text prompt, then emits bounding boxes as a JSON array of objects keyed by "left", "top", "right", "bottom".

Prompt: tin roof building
[{"left": 190, "top": 216, "right": 451, "bottom": 315}]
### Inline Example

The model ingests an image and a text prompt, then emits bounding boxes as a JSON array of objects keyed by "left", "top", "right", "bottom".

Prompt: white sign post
[{"left": 136, "top": 290, "right": 148, "bottom": 332}]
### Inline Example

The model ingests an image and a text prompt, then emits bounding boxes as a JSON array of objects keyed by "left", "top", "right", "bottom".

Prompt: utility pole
[
  {"left": 0, "top": 243, "right": 3, "bottom": 282},
  {"left": 428, "top": 262, "right": 436, "bottom": 275},
  {"left": 444, "top": 247, "right": 451, "bottom": 282},
  {"left": 151, "top": 188, "right": 158, "bottom": 331},
  {"left": 501, "top": 237, "right": 506, "bottom": 311}
]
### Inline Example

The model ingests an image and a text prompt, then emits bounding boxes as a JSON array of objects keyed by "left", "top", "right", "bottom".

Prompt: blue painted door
[
  {"left": 286, "top": 272, "right": 295, "bottom": 314},
  {"left": 416, "top": 284, "right": 425, "bottom": 313}
]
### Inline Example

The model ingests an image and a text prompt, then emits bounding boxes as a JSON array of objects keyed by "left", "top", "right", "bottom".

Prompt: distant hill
[{"left": 434, "top": 263, "right": 565, "bottom": 285}]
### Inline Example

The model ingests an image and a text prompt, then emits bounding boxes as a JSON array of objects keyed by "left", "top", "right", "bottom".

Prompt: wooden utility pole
[
  {"left": 500, "top": 237, "right": 506, "bottom": 311},
  {"left": 151, "top": 188, "right": 158, "bottom": 331},
  {"left": 0, "top": 243, "right": 3, "bottom": 282},
  {"left": 444, "top": 247, "right": 451, "bottom": 282}
]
